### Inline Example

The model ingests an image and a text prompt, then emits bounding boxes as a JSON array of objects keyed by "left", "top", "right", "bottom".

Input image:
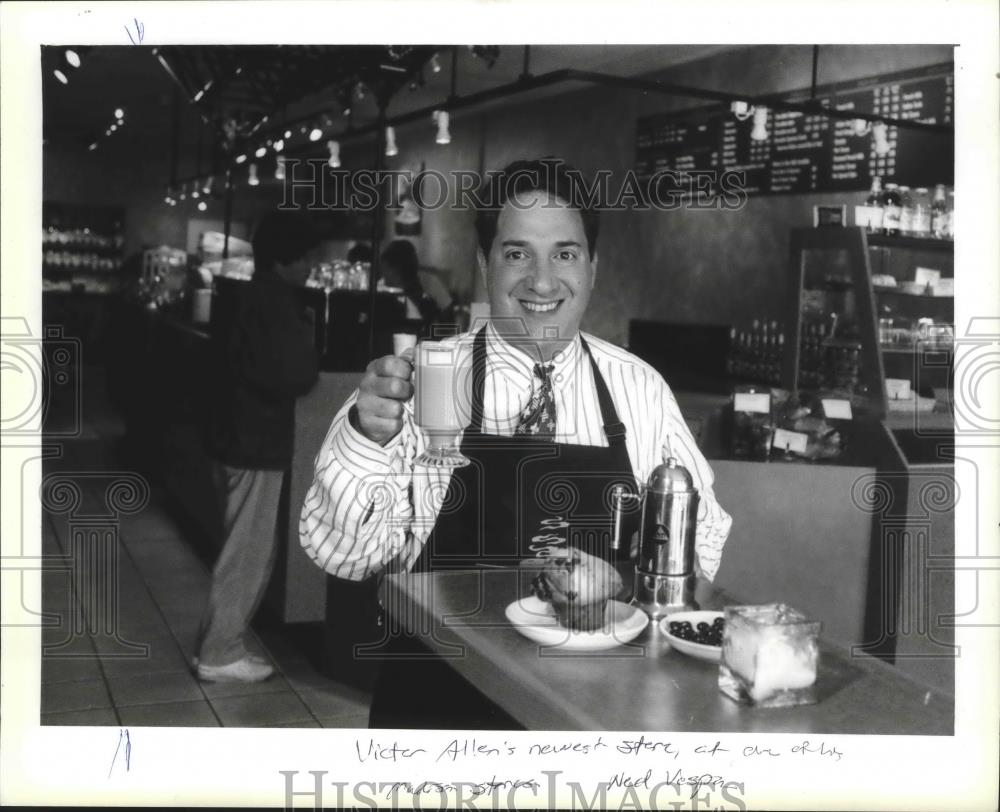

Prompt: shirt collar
[{"left": 485, "top": 321, "right": 582, "bottom": 388}]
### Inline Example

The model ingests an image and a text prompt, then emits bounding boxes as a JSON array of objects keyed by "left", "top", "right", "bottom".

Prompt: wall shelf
[{"left": 867, "top": 234, "right": 953, "bottom": 252}]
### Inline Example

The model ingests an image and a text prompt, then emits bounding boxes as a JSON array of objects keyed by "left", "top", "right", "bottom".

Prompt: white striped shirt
[{"left": 300, "top": 323, "right": 732, "bottom": 582}]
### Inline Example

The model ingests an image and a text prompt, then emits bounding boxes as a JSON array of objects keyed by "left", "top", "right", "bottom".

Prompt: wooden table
[{"left": 380, "top": 568, "right": 953, "bottom": 734}]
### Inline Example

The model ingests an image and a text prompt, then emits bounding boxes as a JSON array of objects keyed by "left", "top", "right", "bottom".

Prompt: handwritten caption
[
  {"left": 330, "top": 734, "right": 844, "bottom": 805},
  {"left": 355, "top": 734, "right": 843, "bottom": 765}
]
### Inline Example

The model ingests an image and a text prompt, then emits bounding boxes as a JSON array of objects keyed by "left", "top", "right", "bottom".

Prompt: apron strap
[
  {"left": 467, "top": 326, "right": 489, "bottom": 434},
  {"left": 579, "top": 335, "right": 628, "bottom": 447}
]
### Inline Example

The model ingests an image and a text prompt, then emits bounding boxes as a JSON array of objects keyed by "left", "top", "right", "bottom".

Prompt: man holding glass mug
[{"left": 301, "top": 158, "right": 732, "bottom": 726}]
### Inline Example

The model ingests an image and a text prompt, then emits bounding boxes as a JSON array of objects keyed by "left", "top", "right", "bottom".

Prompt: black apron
[{"left": 367, "top": 327, "right": 638, "bottom": 728}]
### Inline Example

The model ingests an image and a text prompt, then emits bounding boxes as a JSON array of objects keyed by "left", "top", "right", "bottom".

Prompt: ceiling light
[
  {"left": 179, "top": 184, "right": 187, "bottom": 201},
  {"left": 197, "top": 200, "right": 208, "bottom": 212},
  {"left": 193, "top": 80, "right": 213, "bottom": 103},
  {"left": 284, "top": 129, "right": 292, "bottom": 139},
  {"left": 54, "top": 69, "right": 68, "bottom": 84},
  {"left": 431, "top": 53, "right": 442, "bottom": 73},
  {"left": 750, "top": 106, "right": 769, "bottom": 142},
  {"left": 248, "top": 163, "right": 259, "bottom": 186},
  {"left": 202, "top": 177, "right": 213, "bottom": 195},
  {"left": 191, "top": 187, "right": 200, "bottom": 199},
  {"left": 88, "top": 142, "right": 97, "bottom": 151},
  {"left": 730, "top": 100, "right": 754, "bottom": 121},
  {"left": 109, "top": 124, "right": 117, "bottom": 132},
  {"left": 309, "top": 128, "right": 323, "bottom": 142},
  {"left": 356, "top": 83, "right": 366, "bottom": 101},
  {"left": 255, "top": 146, "right": 267, "bottom": 158},
  {"left": 275, "top": 155, "right": 286, "bottom": 180},
  {"left": 433, "top": 110, "right": 451, "bottom": 145},
  {"left": 235, "top": 154, "right": 247, "bottom": 164},
  {"left": 114, "top": 107, "right": 124, "bottom": 120},
  {"left": 65, "top": 49, "right": 81, "bottom": 68},
  {"left": 327, "top": 140, "right": 341, "bottom": 169},
  {"left": 385, "top": 126, "right": 398, "bottom": 157},
  {"left": 273, "top": 139, "right": 284, "bottom": 153}
]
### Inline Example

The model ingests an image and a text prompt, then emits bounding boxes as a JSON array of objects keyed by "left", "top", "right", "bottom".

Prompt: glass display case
[{"left": 782, "top": 226, "right": 953, "bottom": 423}]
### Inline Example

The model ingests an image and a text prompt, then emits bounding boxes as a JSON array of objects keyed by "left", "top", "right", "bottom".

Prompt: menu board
[{"left": 634, "top": 63, "right": 953, "bottom": 197}]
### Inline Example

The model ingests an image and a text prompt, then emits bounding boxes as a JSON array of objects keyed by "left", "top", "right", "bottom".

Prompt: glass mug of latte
[{"left": 413, "top": 341, "right": 471, "bottom": 468}]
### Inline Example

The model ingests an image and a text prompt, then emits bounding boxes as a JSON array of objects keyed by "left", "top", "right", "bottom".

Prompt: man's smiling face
[{"left": 479, "top": 189, "right": 597, "bottom": 361}]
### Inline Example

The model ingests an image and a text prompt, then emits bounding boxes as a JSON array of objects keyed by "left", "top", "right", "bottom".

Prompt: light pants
[{"left": 196, "top": 464, "right": 284, "bottom": 667}]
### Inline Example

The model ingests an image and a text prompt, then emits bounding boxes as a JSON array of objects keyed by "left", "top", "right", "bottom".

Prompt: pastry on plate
[{"left": 530, "top": 549, "right": 623, "bottom": 632}]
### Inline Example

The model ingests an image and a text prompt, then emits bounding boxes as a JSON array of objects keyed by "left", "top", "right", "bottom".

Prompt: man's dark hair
[
  {"left": 251, "top": 210, "right": 323, "bottom": 275},
  {"left": 473, "top": 157, "right": 600, "bottom": 258}
]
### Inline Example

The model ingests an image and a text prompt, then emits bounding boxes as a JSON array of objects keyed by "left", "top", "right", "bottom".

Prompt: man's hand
[{"left": 352, "top": 352, "right": 414, "bottom": 446}]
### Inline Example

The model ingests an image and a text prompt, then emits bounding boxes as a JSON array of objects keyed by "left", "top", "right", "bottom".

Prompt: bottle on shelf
[
  {"left": 865, "top": 176, "right": 884, "bottom": 234},
  {"left": 911, "top": 187, "right": 931, "bottom": 237},
  {"left": 897, "top": 186, "right": 914, "bottom": 236},
  {"left": 930, "top": 184, "right": 949, "bottom": 239},
  {"left": 881, "top": 182, "right": 902, "bottom": 236}
]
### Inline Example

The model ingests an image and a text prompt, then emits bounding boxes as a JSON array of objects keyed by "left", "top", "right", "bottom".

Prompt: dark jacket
[{"left": 208, "top": 274, "right": 319, "bottom": 470}]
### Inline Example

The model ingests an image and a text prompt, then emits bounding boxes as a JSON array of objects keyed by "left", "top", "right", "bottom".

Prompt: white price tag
[
  {"left": 772, "top": 428, "right": 809, "bottom": 455},
  {"left": 914, "top": 267, "right": 941, "bottom": 287},
  {"left": 821, "top": 398, "right": 854, "bottom": 420},
  {"left": 733, "top": 392, "right": 771, "bottom": 414},
  {"left": 885, "top": 378, "right": 912, "bottom": 401}
]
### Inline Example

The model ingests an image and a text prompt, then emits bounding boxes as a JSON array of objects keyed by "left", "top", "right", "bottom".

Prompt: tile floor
[{"left": 39, "top": 366, "right": 373, "bottom": 728}]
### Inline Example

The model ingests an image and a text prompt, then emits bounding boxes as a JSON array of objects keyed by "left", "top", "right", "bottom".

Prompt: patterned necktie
[{"left": 515, "top": 362, "right": 556, "bottom": 437}]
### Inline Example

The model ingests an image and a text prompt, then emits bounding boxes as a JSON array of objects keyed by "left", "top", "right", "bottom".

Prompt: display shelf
[
  {"left": 42, "top": 202, "right": 126, "bottom": 294},
  {"left": 874, "top": 288, "right": 953, "bottom": 299},
  {"left": 866, "top": 233, "right": 953, "bottom": 252}
]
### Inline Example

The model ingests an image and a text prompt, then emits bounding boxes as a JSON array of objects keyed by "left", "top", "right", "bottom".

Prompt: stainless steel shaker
[{"left": 611, "top": 457, "right": 700, "bottom": 619}]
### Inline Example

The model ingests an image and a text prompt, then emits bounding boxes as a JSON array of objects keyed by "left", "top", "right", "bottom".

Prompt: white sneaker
[
  {"left": 197, "top": 656, "right": 275, "bottom": 683},
  {"left": 192, "top": 653, "right": 270, "bottom": 669}
]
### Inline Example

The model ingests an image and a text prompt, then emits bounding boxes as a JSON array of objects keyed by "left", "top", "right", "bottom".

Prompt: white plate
[
  {"left": 658, "top": 610, "right": 725, "bottom": 663},
  {"left": 505, "top": 596, "right": 649, "bottom": 651}
]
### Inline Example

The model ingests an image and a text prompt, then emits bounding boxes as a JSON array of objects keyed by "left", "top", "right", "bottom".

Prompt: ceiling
[{"left": 42, "top": 44, "right": 740, "bottom": 172}]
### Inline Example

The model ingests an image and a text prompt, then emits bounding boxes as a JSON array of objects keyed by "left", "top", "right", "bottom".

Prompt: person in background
[
  {"left": 380, "top": 239, "right": 441, "bottom": 327},
  {"left": 347, "top": 242, "right": 373, "bottom": 265},
  {"left": 196, "top": 210, "right": 321, "bottom": 683}
]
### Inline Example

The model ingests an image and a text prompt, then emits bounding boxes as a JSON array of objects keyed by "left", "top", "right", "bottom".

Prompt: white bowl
[{"left": 658, "top": 610, "right": 724, "bottom": 663}]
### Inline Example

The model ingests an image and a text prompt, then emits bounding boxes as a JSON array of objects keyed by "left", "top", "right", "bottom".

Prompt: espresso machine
[{"left": 611, "top": 458, "right": 700, "bottom": 619}]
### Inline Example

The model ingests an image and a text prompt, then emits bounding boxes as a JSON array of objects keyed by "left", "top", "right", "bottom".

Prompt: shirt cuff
[{"left": 334, "top": 407, "right": 404, "bottom": 478}]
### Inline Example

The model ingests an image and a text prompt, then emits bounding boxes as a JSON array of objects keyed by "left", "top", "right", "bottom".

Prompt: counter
[{"left": 379, "top": 568, "right": 953, "bottom": 733}]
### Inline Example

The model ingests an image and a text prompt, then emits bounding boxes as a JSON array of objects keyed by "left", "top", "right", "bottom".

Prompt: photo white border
[{"left": 2, "top": 1, "right": 997, "bottom": 809}]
